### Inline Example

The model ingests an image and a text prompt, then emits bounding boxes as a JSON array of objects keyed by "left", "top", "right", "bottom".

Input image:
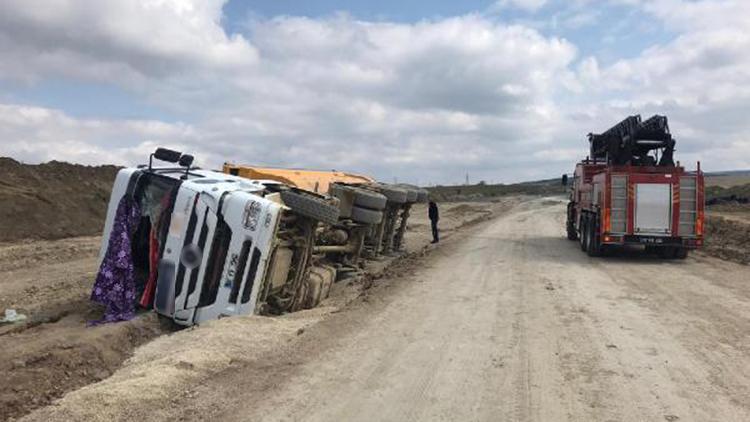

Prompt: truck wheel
[
  {"left": 376, "top": 184, "right": 408, "bottom": 204},
  {"left": 586, "top": 215, "right": 601, "bottom": 257},
  {"left": 566, "top": 222, "right": 578, "bottom": 241},
  {"left": 396, "top": 185, "right": 419, "bottom": 203},
  {"left": 566, "top": 203, "right": 578, "bottom": 241},
  {"left": 350, "top": 206, "right": 383, "bottom": 224},
  {"left": 280, "top": 189, "right": 340, "bottom": 225},
  {"left": 675, "top": 247, "right": 688, "bottom": 259},
  {"left": 331, "top": 184, "right": 387, "bottom": 210},
  {"left": 658, "top": 246, "right": 676, "bottom": 259},
  {"left": 396, "top": 183, "right": 426, "bottom": 203},
  {"left": 580, "top": 214, "right": 589, "bottom": 252}
]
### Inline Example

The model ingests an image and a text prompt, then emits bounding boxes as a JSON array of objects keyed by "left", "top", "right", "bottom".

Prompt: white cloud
[
  {"left": 0, "top": 103, "right": 200, "bottom": 166},
  {"left": 492, "top": 0, "right": 549, "bottom": 13},
  {"left": 0, "top": 5, "right": 579, "bottom": 183},
  {"left": 566, "top": 0, "right": 750, "bottom": 173},
  {"left": 0, "top": 0, "right": 257, "bottom": 85},
  {"left": 0, "top": 0, "right": 750, "bottom": 185}
]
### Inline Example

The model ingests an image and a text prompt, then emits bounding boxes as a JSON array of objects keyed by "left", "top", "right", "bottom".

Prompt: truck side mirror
[
  {"left": 179, "top": 154, "right": 194, "bottom": 180},
  {"left": 179, "top": 154, "right": 194, "bottom": 168},
  {"left": 561, "top": 174, "right": 568, "bottom": 187},
  {"left": 154, "top": 148, "right": 182, "bottom": 163},
  {"left": 149, "top": 147, "right": 183, "bottom": 171}
]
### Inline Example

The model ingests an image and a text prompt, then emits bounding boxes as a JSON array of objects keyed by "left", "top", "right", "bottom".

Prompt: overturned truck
[
  {"left": 565, "top": 115, "right": 705, "bottom": 258},
  {"left": 94, "top": 149, "right": 425, "bottom": 327},
  {"left": 97, "top": 149, "right": 343, "bottom": 326}
]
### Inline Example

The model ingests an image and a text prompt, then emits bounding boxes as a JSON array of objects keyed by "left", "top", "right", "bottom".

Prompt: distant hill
[
  {"left": 426, "top": 179, "right": 564, "bottom": 202},
  {"left": 704, "top": 170, "right": 750, "bottom": 188},
  {"left": 426, "top": 169, "right": 750, "bottom": 202}
]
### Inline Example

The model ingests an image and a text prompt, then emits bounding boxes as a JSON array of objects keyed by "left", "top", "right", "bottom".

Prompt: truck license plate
[{"left": 638, "top": 237, "right": 664, "bottom": 244}]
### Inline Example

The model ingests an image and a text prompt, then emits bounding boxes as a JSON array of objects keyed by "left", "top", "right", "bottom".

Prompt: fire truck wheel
[
  {"left": 579, "top": 214, "right": 589, "bottom": 251},
  {"left": 586, "top": 216, "right": 602, "bottom": 257},
  {"left": 566, "top": 204, "right": 578, "bottom": 240},
  {"left": 566, "top": 223, "right": 578, "bottom": 240},
  {"left": 350, "top": 206, "right": 384, "bottom": 225},
  {"left": 280, "top": 189, "right": 341, "bottom": 225},
  {"left": 675, "top": 247, "right": 688, "bottom": 259},
  {"left": 565, "top": 207, "right": 578, "bottom": 240},
  {"left": 658, "top": 246, "right": 677, "bottom": 259}
]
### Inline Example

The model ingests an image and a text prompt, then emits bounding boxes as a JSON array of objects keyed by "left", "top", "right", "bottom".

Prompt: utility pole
[{"left": 465, "top": 173, "right": 469, "bottom": 185}]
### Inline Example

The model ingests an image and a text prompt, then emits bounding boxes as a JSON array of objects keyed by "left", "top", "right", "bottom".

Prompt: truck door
[{"left": 634, "top": 183, "right": 672, "bottom": 235}]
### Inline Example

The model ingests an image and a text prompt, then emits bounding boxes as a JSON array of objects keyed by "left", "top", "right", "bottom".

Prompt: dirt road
[
  {"left": 173, "top": 198, "right": 750, "bottom": 421},
  {"left": 20, "top": 198, "right": 750, "bottom": 421}
]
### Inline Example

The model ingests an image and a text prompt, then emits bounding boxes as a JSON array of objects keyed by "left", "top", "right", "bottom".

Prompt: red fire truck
[{"left": 566, "top": 115, "right": 704, "bottom": 258}]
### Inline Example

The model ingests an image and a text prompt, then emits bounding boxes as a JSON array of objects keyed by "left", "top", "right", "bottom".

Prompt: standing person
[{"left": 428, "top": 200, "right": 439, "bottom": 244}]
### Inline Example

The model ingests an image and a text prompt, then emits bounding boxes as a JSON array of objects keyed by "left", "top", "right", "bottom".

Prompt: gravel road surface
[{"left": 18, "top": 198, "right": 750, "bottom": 421}]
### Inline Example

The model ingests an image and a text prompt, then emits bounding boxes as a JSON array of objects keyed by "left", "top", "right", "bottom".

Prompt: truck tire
[
  {"left": 566, "top": 203, "right": 578, "bottom": 241},
  {"left": 566, "top": 221, "right": 578, "bottom": 240},
  {"left": 280, "top": 189, "right": 340, "bottom": 225},
  {"left": 658, "top": 246, "right": 676, "bottom": 259},
  {"left": 586, "top": 214, "right": 602, "bottom": 257},
  {"left": 396, "top": 183, "right": 427, "bottom": 203},
  {"left": 396, "top": 184, "right": 419, "bottom": 203},
  {"left": 579, "top": 214, "right": 588, "bottom": 251},
  {"left": 675, "top": 247, "right": 688, "bottom": 259},
  {"left": 337, "top": 185, "right": 388, "bottom": 210},
  {"left": 376, "top": 184, "right": 408, "bottom": 204},
  {"left": 350, "top": 206, "right": 383, "bottom": 225}
]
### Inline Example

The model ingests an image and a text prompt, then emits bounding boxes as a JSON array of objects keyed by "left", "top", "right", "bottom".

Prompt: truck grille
[
  {"left": 680, "top": 177, "right": 697, "bottom": 236},
  {"left": 610, "top": 175, "right": 627, "bottom": 233}
]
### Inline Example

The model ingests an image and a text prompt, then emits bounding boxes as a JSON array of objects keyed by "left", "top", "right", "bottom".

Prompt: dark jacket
[{"left": 428, "top": 201, "right": 439, "bottom": 221}]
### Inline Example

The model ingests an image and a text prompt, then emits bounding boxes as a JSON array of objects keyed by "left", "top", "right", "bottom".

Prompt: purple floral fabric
[{"left": 90, "top": 196, "right": 141, "bottom": 324}]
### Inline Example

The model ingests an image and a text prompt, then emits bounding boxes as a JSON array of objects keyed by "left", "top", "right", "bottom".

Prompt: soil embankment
[
  {"left": 0, "top": 158, "right": 118, "bottom": 242},
  {"left": 704, "top": 205, "right": 750, "bottom": 265}
]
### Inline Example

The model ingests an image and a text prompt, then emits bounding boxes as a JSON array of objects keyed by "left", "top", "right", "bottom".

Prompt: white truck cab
[{"left": 99, "top": 149, "right": 289, "bottom": 325}]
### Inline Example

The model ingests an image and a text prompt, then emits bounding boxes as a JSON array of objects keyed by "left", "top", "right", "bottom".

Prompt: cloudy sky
[{"left": 1, "top": 0, "right": 749, "bottom": 185}]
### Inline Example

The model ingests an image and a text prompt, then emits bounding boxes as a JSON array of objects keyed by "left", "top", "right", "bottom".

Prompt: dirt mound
[
  {"left": 445, "top": 204, "right": 477, "bottom": 215},
  {"left": 0, "top": 157, "right": 119, "bottom": 242},
  {"left": 0, "top": 234, "right": 169, "bottom": 421},
  {"left": 0, "top": 312, "right": 164, "bottom": 421},
  {"left": 704, "top": 215, "right": 750, "bottom": 265}
]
